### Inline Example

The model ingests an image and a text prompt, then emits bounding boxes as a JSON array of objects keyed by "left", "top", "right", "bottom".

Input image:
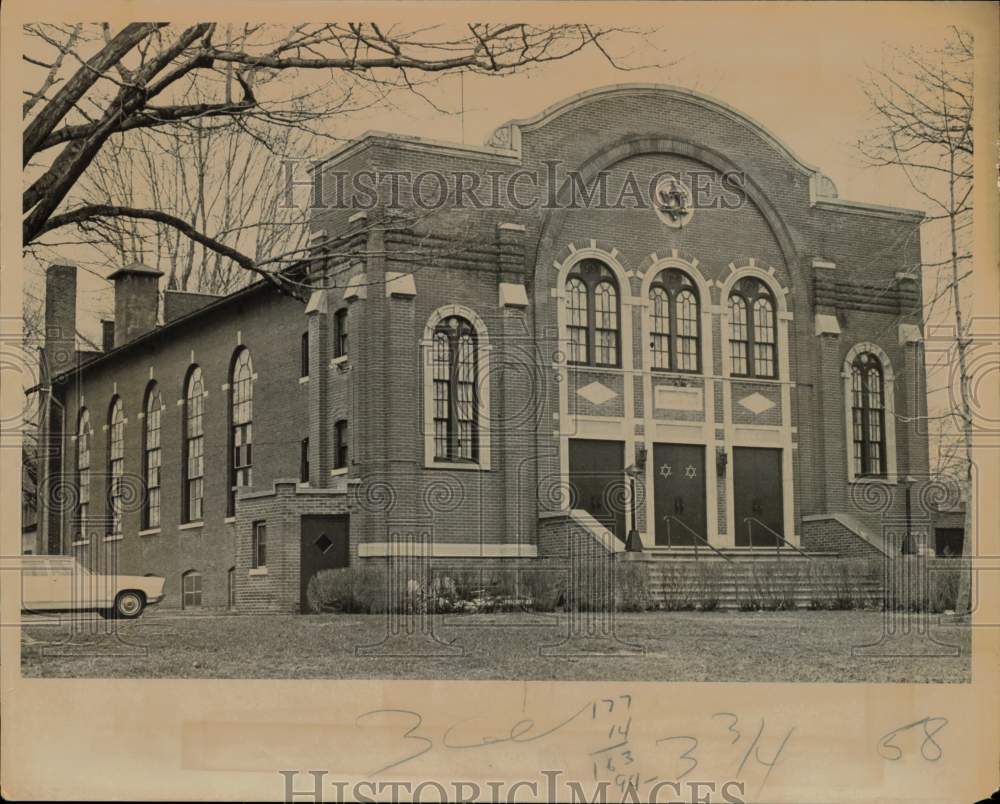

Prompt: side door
[{"left": 300, "top": 515, "right": 350, "bottom": 612}]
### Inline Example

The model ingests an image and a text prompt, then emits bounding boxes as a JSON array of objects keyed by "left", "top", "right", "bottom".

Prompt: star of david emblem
[
  {"left": 685, "top": 464, "right": 697, "bottom": 479},
  {"left": 659, "top": 463, "right": 672, "bottom": 479}
]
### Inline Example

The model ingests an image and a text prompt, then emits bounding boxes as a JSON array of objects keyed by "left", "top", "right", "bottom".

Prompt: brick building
[{"left": 32, "top": 84, "right": 931, "bottom": 612}]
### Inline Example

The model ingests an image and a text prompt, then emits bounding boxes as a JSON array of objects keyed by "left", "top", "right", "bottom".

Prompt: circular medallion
[{"left": 653, "top": 176, "right": 694, "bottom": 228}]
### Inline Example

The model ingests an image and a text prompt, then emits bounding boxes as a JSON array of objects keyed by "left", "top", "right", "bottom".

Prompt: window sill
[
  {"left": 248, "top": 567, "right": 268, "bottom": 577},
  {"left": 71, "top": 539, "right": 90, "bottom": 547},
  {"left": 650, "top": 368, "right": 703, "bottom": 379},
  {"left": 103, "top": 535, "right": 123, "bottom": 543},
  {"left": 566, "top": 362, "right": 622, "bottom": 372},
  {"left": 331, "top": 355, "right": 348, "bottom": 366},
  {"left": 329, "top": 467, "right": 348, "bottom": 477},
  {"left": 299, "top": 375, "right": 310, "bottom": 384},
  {"left": 178, "top": 521, "right": 204, "bottom": 531},
  {"left": 138, "top": 528, "right": 160, "bottom": 537},
  {"left": 427, "top": 461, "right": 490, "bottom": 472},
  {"left": 728, "top": 375, "right": 781, "bottom": 384},
  {"left": 849, "top": 476, "right": 897, "bottom": 485},
  {"left": 224, "top": 516, "right": 236, "bottom": 524}
]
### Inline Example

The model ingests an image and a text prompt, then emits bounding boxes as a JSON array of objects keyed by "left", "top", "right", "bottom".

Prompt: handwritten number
[
  {"left": 656, "top": 735, "right": 699, "bottom": 780},
  {"left": 712, "top": 712, "right": 742, "bottom": 745},
  {"left": 920, "top": 718, "right": 947, "bottom": 761},
  {"left": 736, "top": 719, "right": 765, "bottom": 775},
  {"left": 754, "top": 727, "right": 796, "bottom": 795},
  {"left": 356, "top": 709, "right": 433, "bottom": 776},
  {"left": 878, "top": 717, "right": 948, "bottom": 762}
]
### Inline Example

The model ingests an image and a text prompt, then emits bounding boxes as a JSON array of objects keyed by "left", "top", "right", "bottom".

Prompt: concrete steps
[{"left": 627, "top": 550, "right": 884, "bottom": 610}]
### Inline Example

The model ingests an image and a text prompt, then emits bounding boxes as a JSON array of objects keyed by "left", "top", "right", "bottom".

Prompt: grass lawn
[{"left": 20, "top": 610, "right": 970, "bottom": 683}]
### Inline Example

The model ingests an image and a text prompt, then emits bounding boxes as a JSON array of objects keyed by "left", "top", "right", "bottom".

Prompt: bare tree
[
  {"left": 857, "top": 27, "right": 974, "bottom": 611},
  {"left": 22, "top": 23, "right": 648, "bottom": 293}
]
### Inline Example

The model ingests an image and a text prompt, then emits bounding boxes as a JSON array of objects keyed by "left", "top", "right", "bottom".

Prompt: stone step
[{"left": 634, "top": 549, "right": 841, "bottom": 563}]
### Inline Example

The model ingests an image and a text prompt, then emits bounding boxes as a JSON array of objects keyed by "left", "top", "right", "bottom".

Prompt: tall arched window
[
  {"left": 432, "top": 316, "right": 478, "bottom": 462},
  {"left": 728, "top": 277, "right": 777, "bottom": 378},
  {"left": 182, "top": 366, "right": 205, "bottom": 523},
  {"left": 229, "top": 348, "right": 253, "bottom": 515},
  {"left": 851, "top": 351, "right": 886, "bottom": 477},
  {"left": 107, "top": 397, "right": 125, "bottom": 537},
  {"left": 564, "top": 260, "right": 620, "bottom": 367},
  {"left": 142, "top": 383, "right": 162, "bottom": 530},
  {"left": 648, "top": 268, "right": 701, "bottom": 372},
  {"left": 76, "top": 408, "right": 91, "bottom": 538}
]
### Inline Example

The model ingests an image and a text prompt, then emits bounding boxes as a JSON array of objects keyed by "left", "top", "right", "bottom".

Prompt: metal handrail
[
  {"left": 664, "top": 516, "right": 733, "bottom": 563},
  {"left": 743, "top": 517, "right": 813, "bottom": 560}
]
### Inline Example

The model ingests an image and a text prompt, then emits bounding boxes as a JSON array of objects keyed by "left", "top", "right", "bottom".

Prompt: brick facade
[{"left": 38, "top": 85, "right": 930, "bottom": 613}]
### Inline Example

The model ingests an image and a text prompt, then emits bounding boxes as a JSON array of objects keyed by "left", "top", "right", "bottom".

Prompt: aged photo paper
[{"left": 1, "top": 1, "right": 998, "bottom": 801}]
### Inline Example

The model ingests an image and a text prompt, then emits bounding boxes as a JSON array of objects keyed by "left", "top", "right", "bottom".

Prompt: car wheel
[{"left": 113, "top": 591, "right": 145, "bottom": 619}]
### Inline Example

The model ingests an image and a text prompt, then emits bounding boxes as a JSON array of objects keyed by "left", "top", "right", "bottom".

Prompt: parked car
[{"left": 19, "top": 555, "right": 165, "bottom": 619}]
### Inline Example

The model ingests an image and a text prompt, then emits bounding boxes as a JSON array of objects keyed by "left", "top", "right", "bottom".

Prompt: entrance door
[
  {"left": 732, "top": 447, "right": 783, "bottom": 547},
  {"left": 568, "top": 439, "right": 626, "bottom": 542},
  {"left": 653, "top": 444, "right": 707, "bottom": 546},
  {"left": 300, "top": 514, "right": 350, "bottom": 612}
]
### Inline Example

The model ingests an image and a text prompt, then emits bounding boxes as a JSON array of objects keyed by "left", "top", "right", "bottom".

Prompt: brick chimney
[
  {"left": 107, "top": 263, "right": 163, "bottom": 347},
  {"left": 43, "top": 263, "right": 77, "bottom": 378}
]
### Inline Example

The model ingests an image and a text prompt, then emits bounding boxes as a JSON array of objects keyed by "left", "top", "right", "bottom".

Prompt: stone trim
[{"left": 357, "top": 543, "right": 537, "bottom": 558}]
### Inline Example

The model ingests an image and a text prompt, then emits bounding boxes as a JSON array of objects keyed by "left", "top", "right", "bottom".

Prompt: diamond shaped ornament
[
  {"left": 737, "top": 392, "right": 776, "bottom": 415},
  {"left": 577, "top": 381, "right": 618, "bottom": 406}
]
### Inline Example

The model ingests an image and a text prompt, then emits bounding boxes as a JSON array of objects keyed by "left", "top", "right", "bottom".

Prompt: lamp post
[{"left": 624, "top": 462, "right": 644, "bottom": 553}]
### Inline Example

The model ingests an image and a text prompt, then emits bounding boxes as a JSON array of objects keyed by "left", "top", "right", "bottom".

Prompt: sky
[
  {"left": 23, "top": 4, "right": 991, "bottom": 344},
  {"left": 18, "top": 5, "right": 993, "bottom": 468}
]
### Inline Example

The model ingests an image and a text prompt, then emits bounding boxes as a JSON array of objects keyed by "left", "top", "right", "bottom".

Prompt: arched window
[
  {"left": 229, "top": 348, "right": 253, "bottom": 515},
  {"left": 76, "top": 408, "right": 91, "bottom": 537},
  {"left": 181, "top": 570, "right": 202, "bottom": 609},
  {"left": 648, "top": 268, "right": 701, "bottom": 372},
  {"left": 227, "top": 567, "right": 236, "bottom": 610},
  {"left": 182, "top": 366, "right": 205, "bottom": 523},
  {"left": 728, "top": 277, "right": 777, "bottom": 378},
  {"left": 564, "top": 260, "right": 620, "bottom": 367},
  {"left": 107, "top": 397, "right": 125, "bottom": 537},
  {"left": 142, "top": 383, "right": 162, "bottom": 530},
  {"left": 432, "top": 316, "right": 479, "bottom": 462},
  {"left": 851, "top": 352, "right": 886, "bottom": 477}
]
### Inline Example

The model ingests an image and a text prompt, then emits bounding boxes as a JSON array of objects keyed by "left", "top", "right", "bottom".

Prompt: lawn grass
[{"left": 20, "top": 610, "right": 970, "bottom": 683}]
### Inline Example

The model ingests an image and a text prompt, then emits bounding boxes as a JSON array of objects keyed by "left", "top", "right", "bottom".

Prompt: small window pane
[
  {"left": 649, "top": 286, "right": 670, "bottom": 370},
  {"left": 675, "top": 288, "right": 699, "bottom": 371},
  {"left": 566, "top": 277, "right": 588, "bottom": 364},
  {"left": 728, "top": 295, "right": 749, "bottom": 375}
]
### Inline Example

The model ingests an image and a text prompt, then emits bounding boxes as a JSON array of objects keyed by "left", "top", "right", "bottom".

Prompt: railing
[
  {"left": 663, "top": 516, "right": 733, "bottom": 563},
  {"left": 743, "top": 517, "right": 813, "bottom": 560}
]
